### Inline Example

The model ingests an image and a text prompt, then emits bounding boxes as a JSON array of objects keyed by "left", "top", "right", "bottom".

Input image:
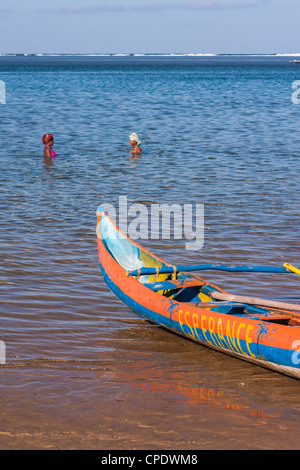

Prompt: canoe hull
[{"left": 97, "top": 208, "right": 300, "bottom": 380}]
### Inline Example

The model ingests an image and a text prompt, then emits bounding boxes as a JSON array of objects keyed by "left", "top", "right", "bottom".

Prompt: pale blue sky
[{"left": 0, "top": 0, "right": 299, "bottom": 54}]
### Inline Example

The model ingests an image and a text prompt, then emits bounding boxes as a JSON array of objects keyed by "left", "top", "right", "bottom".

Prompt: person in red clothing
[{"left": 42, "top": 134, "right": 57, "bottom": 158}]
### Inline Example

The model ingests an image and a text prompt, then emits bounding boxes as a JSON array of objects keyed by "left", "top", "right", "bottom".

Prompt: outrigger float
[{"left": 96, "top": 206, "right": 300, "bottom": 380}]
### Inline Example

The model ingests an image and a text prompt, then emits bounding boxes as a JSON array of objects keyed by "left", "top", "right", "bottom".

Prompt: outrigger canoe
[{"left": 96, "top": 206, "right": 300, "bottom": 380}]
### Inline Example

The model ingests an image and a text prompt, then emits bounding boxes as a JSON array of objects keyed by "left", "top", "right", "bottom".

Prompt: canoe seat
[
  {"left": 189, "top": 301, "right": 248, "bottom": 309},
  {"left": 259, "top": 313, "right": 293, "bottom": 322},
  {"left": 142, "top": 278, "right": 205, "bottom": 292}
]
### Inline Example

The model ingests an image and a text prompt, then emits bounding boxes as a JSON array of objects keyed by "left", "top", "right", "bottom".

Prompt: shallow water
[{"left": 0, "top": 56, "right": 300, "bottom": 450}]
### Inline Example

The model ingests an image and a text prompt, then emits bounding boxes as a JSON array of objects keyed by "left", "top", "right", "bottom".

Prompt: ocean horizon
[{"left": 1, "top": 52, "right": 300, "bottom": 57}]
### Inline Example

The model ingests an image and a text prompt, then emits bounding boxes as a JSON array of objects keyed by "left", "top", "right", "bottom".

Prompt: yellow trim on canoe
[{"left": 284, "top": 262, "right": 300, "bottom": 276}]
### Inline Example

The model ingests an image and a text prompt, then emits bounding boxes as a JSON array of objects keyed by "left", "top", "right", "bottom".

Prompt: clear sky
[{"left": 0, "top": 0, "right": 299, "bottom": 54}]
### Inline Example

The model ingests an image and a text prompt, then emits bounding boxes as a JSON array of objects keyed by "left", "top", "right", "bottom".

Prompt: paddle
[{"left": 127, "top": 262, "right": 300, "bottom": 277}]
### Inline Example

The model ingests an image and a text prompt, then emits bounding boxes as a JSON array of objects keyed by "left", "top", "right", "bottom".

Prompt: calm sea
[{"left": 0, "top": 55, "right": 300, "bottom": 450}]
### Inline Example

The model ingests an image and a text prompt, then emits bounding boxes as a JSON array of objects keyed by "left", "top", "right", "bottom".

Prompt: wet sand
[{"left": 1, "top": 321, "right": 300, "bottom": 450}]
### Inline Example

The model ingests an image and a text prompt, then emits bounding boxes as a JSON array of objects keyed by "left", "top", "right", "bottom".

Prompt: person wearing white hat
[{"left": 129, "top": 133, "right": 142, "bottom": 154}]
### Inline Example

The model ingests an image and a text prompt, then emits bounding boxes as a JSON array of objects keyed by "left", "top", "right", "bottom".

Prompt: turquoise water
[{"left": 0, "top": 56, "right": 300, "bottom": 449}]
